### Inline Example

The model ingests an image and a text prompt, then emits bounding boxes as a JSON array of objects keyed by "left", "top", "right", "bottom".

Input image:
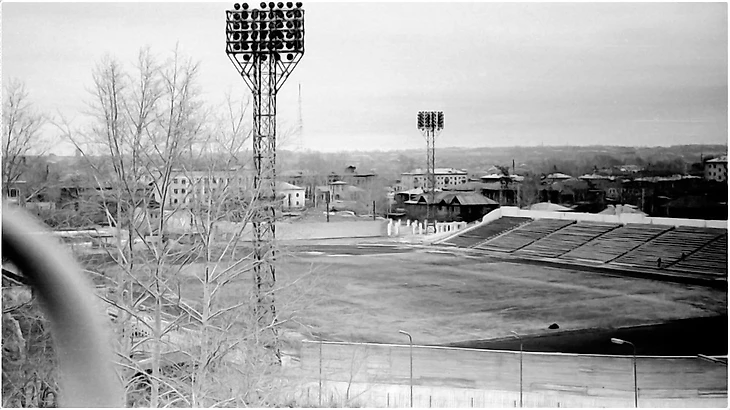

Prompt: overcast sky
[{"left": 2, "top": 1, "right": 728, "bottom": 154}]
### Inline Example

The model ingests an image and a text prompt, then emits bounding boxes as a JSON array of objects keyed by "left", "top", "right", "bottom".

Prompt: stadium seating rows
[
  {"left": 442, "top": 216, "right": 531, "bottom": 248},
  {"left": 560, "top": 224, "right": 672, "bottom": 263},
  {"left": 475, "top": 218, "right": 576, "bottom": 252},
  {"left": 666, "top": 234, "right": 728, "bottom": 276},
  {"left": 515, "top": 222, "right": 621, "bottom": 258},
  {"left": 610, "top": 226, "right": 726, "bottom": 270},
  {"left": 442, "top": 215, "right": 727, "bottom": 277}
]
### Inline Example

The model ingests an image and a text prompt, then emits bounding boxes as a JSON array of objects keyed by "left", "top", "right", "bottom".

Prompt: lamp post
[
  {"left": 225, "top": 1, "right": 305, "bottom": 360},
  {"left": 417, "top": 111, "right": 444, "bottom": 230},
  {"left": 399, "top": 330, "right": 413, "bottom": 408},
  {"left": 511, "top": 331, "right": 523, "bottom": 408},
  {"left": 611, "top": 338, "right": 638, "bottom": 408}
]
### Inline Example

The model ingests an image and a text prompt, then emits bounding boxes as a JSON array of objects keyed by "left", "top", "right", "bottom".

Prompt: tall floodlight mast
[
  {"left": 417, "top": 111, "right": 444, "bottom": 228},
  {"left": 225, "top": 1, "right": 305, "bottom": 360}
]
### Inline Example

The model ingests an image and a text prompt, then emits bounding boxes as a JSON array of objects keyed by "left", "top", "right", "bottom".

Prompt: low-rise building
[
  {"left": 278, "top": 182, "right": 305, "bottom": 210},
  {"left": 156, "top": 167, "right": 255, "bottom": 208},
  {"left": 404, "top": 191, "right": 499, "bottom": 223},
  {"left": 704, "top": 156, "right": 727, "bottom": 182},
  {"left": 400, "top": 168, "right": 468, "bottom": 191}
]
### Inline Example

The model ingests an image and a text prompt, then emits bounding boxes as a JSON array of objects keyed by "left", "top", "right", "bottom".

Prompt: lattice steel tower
[
  {"left": 225, "top": 1, "right": 305, "bottom": 359},
  {"left": 417, "top": 111, "right": 444, "bottom": 226}
]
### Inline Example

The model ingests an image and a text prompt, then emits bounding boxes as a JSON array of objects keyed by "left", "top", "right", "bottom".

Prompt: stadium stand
[
  {"left": 515, "top": 222, "right": 621, "bottom": 258},
  {"left": 442, "top": 216, "right": 531, "bottom": 248},
  {"left": 475, "top": 218, "right": 576, "bottom": 252},
  {"left": 666, "top": 234, "right": 728, "bottom": 276},
  {"left": 610, "top": 226, "right": 726, "bottom": 270},
  {"left": 560, "top": 223, "right": 672, "bottom": 263}
]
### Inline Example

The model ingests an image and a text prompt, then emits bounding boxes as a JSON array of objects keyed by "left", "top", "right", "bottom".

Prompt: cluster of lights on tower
[
  {"left": 417, "top": 111, "right": 444, "bottom": 131},
  {"left": 226, "top": 2, "right": 304, "bottom": 62}
]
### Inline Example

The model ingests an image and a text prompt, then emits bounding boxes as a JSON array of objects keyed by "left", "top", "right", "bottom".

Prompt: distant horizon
[
  {"left": 3, "top": 2, "right": 727, "bottom": 155},
  {"left": 34, "top": 141, "right": 729, "bottom": 158}
]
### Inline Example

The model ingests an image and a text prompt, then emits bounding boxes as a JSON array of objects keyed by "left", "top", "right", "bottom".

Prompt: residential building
[
  {"left": 279, "top": 182, "right": 305, "bottom": 210},
  {"left": 342, "top": 165, "right": 377, "bottom": 187},
  {"left": 704, "top": 156, "right": 728, "bottom": 182},
  {"left": 404, "top": 191, "right": 499, "bottom": 223},
  {"left": 156, "top": 167, "right": 255, "bottom": 208},
  {"left": 400, "top": 168, "right": 468, "bottom": 191}
]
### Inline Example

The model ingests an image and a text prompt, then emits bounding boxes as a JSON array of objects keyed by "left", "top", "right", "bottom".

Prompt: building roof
[
  {"left": 480, "top": 173, "right": 506, "bottom": 180},
  {"left": 579, "top": 173, "right": 614, "bottom": 180},
  {"left": 706, "top": 156, "right": 728, "bottom": 163},
  {"left": 545, "top": 173, "right": 573, "bottom": 180},
  {"left": 397, "top": 188, "right": 425, "bottom": 195},
  {"left": 598, "top": 204, "right": 647, "bottom": 216},
  {"left": 412, "top": 191, "right": 498, "bottom": 206},
  {"left": 633, "top": 175, "right": 701, "bottom": 183},
  {"left": 403, "top": 167, "right": 468, "bottom": 176},
  {"left": 277, "top": 181, "right": 304, "bottom": 191},
  {"left": 528, "top": 202, "right": 574, "bottom": 212}
]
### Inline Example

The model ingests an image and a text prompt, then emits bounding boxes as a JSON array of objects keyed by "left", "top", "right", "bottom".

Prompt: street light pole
[
  {"left": 611, "top": 338, "right": 638, "bottom": 408},
  {"left": 511, "top": 331, "right": 523, "bottom": 408},
  {"left": 399, "top": 330, "right": 413, "bottom": 408}
]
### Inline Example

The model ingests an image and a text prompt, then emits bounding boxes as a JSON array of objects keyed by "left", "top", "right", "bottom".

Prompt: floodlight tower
[
  {"left": 225, "top": 1, "right": 305, "bottom": 359},
  {"left": 417, "top": 111, "right": 444, "bottom": 226}
]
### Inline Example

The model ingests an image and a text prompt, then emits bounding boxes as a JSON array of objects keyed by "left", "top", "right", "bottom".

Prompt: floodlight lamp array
[
  {"left": 226, "top": 2, "right": 304, "bottom": 62},
  {"left": 417, "top": 111, "right": 444, "bottom": 131}
]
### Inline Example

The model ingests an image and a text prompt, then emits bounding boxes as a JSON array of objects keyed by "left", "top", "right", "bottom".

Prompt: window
[
  {"left": 181, "top": 189, "right": 186, "bottom": 194},
  {"left": 173, "top": 178, "right": 178, "bottom": 184},
  {"left": 181, "top": 178, "right": 187, "bottom": 185},
  {"left": 296, "top": 193, "right": 300, "bottom": 197},
  {"left": 173, "top": 198, "right": 178, "bottom": 204},
  {"left": 8, "top": 188, "right": 19, "bottom": 198},
  {"left": 174, "top": 189, "right": 178, "bottom": 194}
]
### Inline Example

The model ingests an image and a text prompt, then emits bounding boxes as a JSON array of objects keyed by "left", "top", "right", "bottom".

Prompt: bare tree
[{"left": 2, "top": 79, "right": 47, "bottom": 195}]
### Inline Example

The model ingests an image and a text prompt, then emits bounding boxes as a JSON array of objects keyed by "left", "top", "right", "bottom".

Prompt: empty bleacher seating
[
  {"left": 610, "top": 226, "right": 726, "bottom": 270},
  {"left": 515, "top": 222, "right": 621, "bottom": 258},
  {"left": 443, "top": 216, "right": 531, "bottom": 248},
  {"left": 560, "top": 224, "right": 672, "bottom": 263},
  {"left": 667, "top": 234, "right": 728, "bottom": 276},
  {"left": 475, "top": 218, "right": 576, "bottom": 253}
]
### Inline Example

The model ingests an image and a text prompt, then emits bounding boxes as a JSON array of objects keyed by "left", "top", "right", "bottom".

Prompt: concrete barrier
[
  {"left": 300, "top": 341, "right": 728, "bottom": 408},
  {"left": 706, "top": 220, "right": 728, "bottom": 229},
  {"left": 214, "top": 220, "right": 387, "bottom": 241}
]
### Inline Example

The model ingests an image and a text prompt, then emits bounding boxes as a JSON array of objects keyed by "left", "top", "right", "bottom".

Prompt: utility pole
[{"left": 225, "top": 1, "right": 305, "bottom": 361}]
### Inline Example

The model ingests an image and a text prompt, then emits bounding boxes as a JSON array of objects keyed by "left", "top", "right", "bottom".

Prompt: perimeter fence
[{"left": 296, "top": 340, "right": 728, "bottom": 408}]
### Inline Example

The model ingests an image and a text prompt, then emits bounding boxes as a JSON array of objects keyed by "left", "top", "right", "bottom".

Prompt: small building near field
[{"left": 404, "top": 191, "right": 499, "bottom": 223}]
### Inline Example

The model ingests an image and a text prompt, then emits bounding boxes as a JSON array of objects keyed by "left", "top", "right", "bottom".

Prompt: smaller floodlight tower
[
  {"left": 417, "top": 111, "right": 444, "bottom": 227},
  {"left": 225, "top": 1, "right": 305, "bottom": 360}
]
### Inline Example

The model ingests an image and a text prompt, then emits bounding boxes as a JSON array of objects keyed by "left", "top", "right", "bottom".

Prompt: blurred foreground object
[{"left": 2, "top": 203, "right": 124, "bottom": 407}]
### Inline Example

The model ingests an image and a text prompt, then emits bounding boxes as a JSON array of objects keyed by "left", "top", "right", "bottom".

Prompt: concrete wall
[
  {"left": 300, "top": 341, "right": 727, "bottom": 407},
  {"left": 486, "top": 206, "right": 727, "bottom": 229},
  {"left": 213, "top": 220, "right": 387, "bottom": 241}
]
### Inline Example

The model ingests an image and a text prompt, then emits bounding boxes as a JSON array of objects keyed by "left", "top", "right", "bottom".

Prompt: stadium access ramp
[
  {"left": 610, "top": 226, "right": 726, "bottom": 270},
  {"left": 474, "top": 218, "right": 576, "bottom": 253},
  {"left": 666, "top": 234, "right": 728, "bottom": 276},
  {"left": 515, "top": 221, "right": 621, "bottom": 258},
  {"left": 560, "top": 223, "right": 673, "bottom": 263},
  {"left": 441, "top": 216, "right": 531, "bottom": 248}
]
